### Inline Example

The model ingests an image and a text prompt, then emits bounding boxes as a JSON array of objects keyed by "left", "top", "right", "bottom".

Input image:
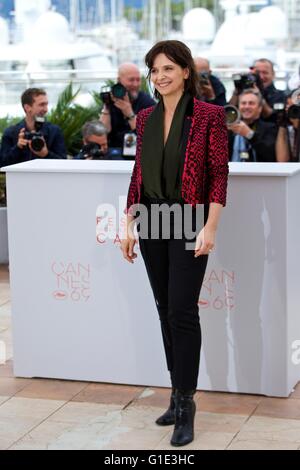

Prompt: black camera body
[
  {"left": 100, "top": 83, "right": 127, "bottom": 106},
  {"left": 81, "top": 142, "right": 105, "bottom": 160},
  {"left": 24, "top": 131, "right": 44, "bottom": 152},
  {"left": 273, "top": 101, "right": 300, "bottom": 126},
  {"left": 233, "top": 72, "right": 263, "bottom": 94},
  {"left": 288, "top": 105, "right": 300, "bottom": 120},
  {"left": 199, "top": 72, "right": 210, "bottom": 86},
  {"left": 25, "top": 117, "right": 45, "bottom": 152}
]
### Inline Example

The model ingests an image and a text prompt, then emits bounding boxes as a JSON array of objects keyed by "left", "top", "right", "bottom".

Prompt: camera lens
[
  {"left": 31, "top": 135, "right": 44, "bottom": 152},
  {"left": 199, "top": 72, "right": 209, "bottom": 85},
  {"left": 291, "top": 88, "right": 300, "bottom": 106},
  {"left": 111, "top": 83, "right": 127, "bottom": 99},
  {"left": 224, "top": 105, "right": 240, "bottom": 125},
  {"left": 82, "top": 143, "right": 104, "bottom": 159},
  {"left": 288, "top": 105, "right": 300, "bottom": 120}
]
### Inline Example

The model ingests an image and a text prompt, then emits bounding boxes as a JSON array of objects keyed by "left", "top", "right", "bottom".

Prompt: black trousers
[{"left": 138, "top": 201, "right": 209, "bottom": 391}]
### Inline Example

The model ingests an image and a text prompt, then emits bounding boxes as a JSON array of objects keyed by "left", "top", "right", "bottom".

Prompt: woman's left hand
[{"left": 194, "top": 225, "right": 216, "bottom": 257}]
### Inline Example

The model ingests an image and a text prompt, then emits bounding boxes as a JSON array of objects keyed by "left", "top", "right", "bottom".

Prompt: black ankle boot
[
  {"left": 170, "top": 390, "right": 196, "bottom": 447},
  {"left": 156, "top": 388, "right": 176, "bottom": 426}
]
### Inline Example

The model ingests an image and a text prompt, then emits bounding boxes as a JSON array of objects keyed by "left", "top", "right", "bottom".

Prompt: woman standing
[{"left": 121, "top": 40, "right": 228, "bottom": 447}]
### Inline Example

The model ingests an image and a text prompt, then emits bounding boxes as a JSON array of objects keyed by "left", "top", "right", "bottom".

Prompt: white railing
[{"left": 0, "top": 68, "right": 297, "bottom": 117}]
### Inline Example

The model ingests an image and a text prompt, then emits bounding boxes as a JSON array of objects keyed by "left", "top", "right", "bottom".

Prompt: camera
[
  {"left": 288, "top": 105, "right": 300, "bottom": 120},
  {"left": 273, "top": 88, "right": 300, "bottom": 125},
  {"left": 232, "top": 72, "right": 263, "bottom": 94},
  {"left": 199, "top": 72, "right": 210, "bottom": 86},
  {"left": 100, "top": 83, "right": 127, "bottom": 105},
  {"left": 24, "top": 116, "right": 45, "bottom": 152},
  {"left": 273, "top": 102, "right": 288, "bottom": 126},
  {"left": 287, "top": 88, "right": 300, "bottom": 120},
  {"left": 81, "top": 142, "right": 105, "bottom": 160},
  {"left": 224, "top": 105, "right": 241, "bottom": 125}
]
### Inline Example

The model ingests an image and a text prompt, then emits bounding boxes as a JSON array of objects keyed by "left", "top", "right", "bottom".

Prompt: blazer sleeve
[
  {"left": 207, "top": 107, "right": 229, "bottom": 206},
  {"left": 125, "top": 110, "right": 143, "bottom": 215}
]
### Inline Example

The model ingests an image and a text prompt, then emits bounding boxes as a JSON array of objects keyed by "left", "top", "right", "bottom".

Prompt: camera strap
[{"left": 286, "top": 126, "right": 300, "bottom": 162}]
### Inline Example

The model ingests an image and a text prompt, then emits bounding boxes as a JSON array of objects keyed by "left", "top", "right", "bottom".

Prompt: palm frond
[{"left": 48, "top": 83, "right": 100, "bottom": 155}]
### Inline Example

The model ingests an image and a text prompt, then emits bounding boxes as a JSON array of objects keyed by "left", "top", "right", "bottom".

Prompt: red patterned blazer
[{"left": 126, "top": 98, "right": 229, "bottom": 213}]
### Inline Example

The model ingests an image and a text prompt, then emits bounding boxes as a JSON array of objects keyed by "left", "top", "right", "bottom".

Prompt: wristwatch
[
  {"left": 126, "top": 113, "right": 135, "bottom": 121},
  {"left": 245, "top": 130, "right": 255, "bottom": 140}
]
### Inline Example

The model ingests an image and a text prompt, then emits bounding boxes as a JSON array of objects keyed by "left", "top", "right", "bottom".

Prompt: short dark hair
[
  {"left": 145, "top": 40, "right": 200, "bottom": 99},
  {"left": 253, "top": 58, "right": 275, "bottom": 73},
  {"left": 239, "top": 88, "right": 263, "bottom": 106},
  {"left": 21, "top": 88, "right": 47, "bottom": 109}
]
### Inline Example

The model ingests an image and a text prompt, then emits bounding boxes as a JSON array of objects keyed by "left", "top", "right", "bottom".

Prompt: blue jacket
[{"left": 0, "top": 119, "right": 67, "bottom": 167}]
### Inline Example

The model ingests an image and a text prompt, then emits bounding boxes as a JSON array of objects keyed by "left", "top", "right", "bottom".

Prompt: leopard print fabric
[{"left": 126, "top": 98, "right": 229, "bottom": 213}]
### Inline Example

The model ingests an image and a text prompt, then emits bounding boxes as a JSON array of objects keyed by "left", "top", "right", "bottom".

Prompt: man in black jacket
[
  {"left": 100, "top": 63, "right": 155, "bottom": 150},
  {"left": 194, "top": 57, "right": 226, "bottom": 106},
  {"left": 228, "top": 89, "right": 277, "bottom": 162},
  {"left": 0, "top": 88, "right": 66, "bottom": 167},
  {"left": 229, "top": 58, "right": 286, "bottom": 123}
]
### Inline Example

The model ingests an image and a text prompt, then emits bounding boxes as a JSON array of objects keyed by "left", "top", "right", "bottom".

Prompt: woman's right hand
[{"left": 121, "top": 237, "right": 137, "bottom": 264}]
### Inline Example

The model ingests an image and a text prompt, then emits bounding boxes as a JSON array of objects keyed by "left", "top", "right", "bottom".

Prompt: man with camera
[
  {"left": 194, "top": 57, "right": 226, "bottom": 106},
  {"left": 276, "top": 89, "right": 300, "bottom": 162},
  {"left": 75, "top": 121, "right": 113, "bottom": 160},
  {"left": 0, "top": 88, "right": 66, "bottom": 167},
  {"left": 227, "top": 89, "right": 277, "bottom": 162},
  {"left": 99, "top": 63, "right": 155, "bottom": 150},
  {"left": 229, "top": 58, "right": 285, "bottom": 122}
]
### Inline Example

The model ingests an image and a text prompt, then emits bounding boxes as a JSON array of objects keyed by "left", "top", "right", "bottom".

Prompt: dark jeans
[{"left": 138, "top": 201, "right": 209, "bottom": 390}]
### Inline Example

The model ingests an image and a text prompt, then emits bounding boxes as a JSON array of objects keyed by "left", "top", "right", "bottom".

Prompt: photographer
[
  {"left": 229, "top": 59, "right": 285, "bottom": 122},
  {"left": 99, "top": 63, "right": 155, "bottom": 150},
  {"left": 228, "top": 89, "right": 277, "bottom": 162},
  {"left": 0, "top": 88, "right": 66, "bottom": 167},
  {"left": 276, "top": 89, "right": 300, "bottom": 162},
  {"left": 194, "top": 57, "right": 226, "bottom": 106},
  {"left": 75, "top": 121, "right": 112, "bottom": 160}
]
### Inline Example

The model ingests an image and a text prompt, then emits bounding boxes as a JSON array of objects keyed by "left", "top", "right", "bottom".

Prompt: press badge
[
  {"left": 239, "top": 151, "right": 249, "bottom": 161},
  {"left": 123, "top": 133, "right": 137, "bottom": 157}
]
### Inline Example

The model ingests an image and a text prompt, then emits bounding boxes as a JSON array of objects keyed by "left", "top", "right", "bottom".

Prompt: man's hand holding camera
[
  {"left": 111, "top": 92, "right": 134, "bottom": 119},
  {"left": 228, "top": 121, "right": 252, "bottom": 137},
  {"left": 17, "top": 128, "right": 28, "bottom": 150},
  {"left": 29, "top": 137, "right": 48, "bottom": 158},
  {"left": 199, "top": 79, "right": 216, "bottom": 101},
  {"left": 112, "top": 92, "right": 136, "bottom": 131},
  {"left": 17, "top": 127, "right": 48, "bottom": 157}
]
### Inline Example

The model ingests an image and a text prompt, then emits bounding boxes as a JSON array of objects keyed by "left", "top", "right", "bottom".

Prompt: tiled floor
[{"left": 0, "top": 264, "right": 300, "bottom": 450}]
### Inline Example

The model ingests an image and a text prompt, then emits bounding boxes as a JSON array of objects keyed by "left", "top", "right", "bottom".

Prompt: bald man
[
  {"left": 194, "top": 57, "right": 226, "bottom": 106},
  {"left": 100, "top": 62, "right": 155, "bottom": 150}
]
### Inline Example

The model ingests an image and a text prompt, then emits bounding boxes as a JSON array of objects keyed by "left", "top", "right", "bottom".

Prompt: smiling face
[
  {"left": 239, "top": 92, "right": 262, "bottom": 123},
  {"left": 150, "top": 53, "right": 189, "bottom": 99},
  {"left": 24, "top": 94, "right": 48, "bottom": 119}
]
